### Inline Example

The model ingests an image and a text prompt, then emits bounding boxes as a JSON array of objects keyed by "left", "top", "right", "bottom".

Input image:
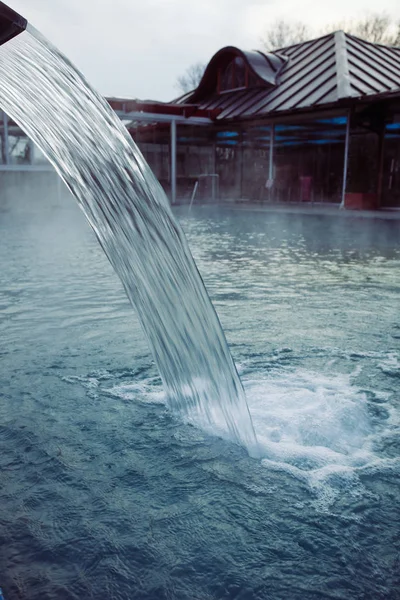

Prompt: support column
[
  {"left": 170, "top": 120, "right": 177, "bottom": 205},
  {"left": 238, "top": 129, "right": 243, "bottom": 200},
  {"left": 28, "top": 138, "right": 34, "bottom": 165},
  {"left": 2, "top": 111, "right": 10, "bottom": 165},
  {"left": 265, "top": 124, "right": 274, "bottom": 202},
  {"left": 376, "top": 124, "right": 386, "bottom": 209},
  {"left": 340, "top": 110, "right": 351, "bottom": 209},
  {"left": 211, "top": 141, "right": 218, "bottom": 202},
  {"left": 268, "top": 124, "right": 274, "bottom": 182},
  {"left": 211, "top": 141, "right": 216, "bottom": 174}
]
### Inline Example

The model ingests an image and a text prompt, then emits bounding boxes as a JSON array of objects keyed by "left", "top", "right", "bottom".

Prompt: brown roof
[{"left": 180, "top": 33, "right": 400, "bottom": 121}]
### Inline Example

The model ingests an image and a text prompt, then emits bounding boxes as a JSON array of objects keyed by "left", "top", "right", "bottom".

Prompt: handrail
[{"left": 188, "top": 174, "right": 219, "bottom": 211}]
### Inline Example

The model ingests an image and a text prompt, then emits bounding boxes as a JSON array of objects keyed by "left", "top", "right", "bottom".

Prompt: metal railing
[{"left": 189, "top": 174, "right": 220, "bottom": 210}]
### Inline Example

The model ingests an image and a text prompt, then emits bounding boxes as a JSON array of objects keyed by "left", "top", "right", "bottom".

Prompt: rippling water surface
[{"left": 1, "top": 192, "right": 400, "bottom": 600}]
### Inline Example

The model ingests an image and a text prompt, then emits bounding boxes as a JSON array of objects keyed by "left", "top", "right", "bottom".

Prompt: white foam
[
  {"left": 104, "top": 381, "right": 166, "bottom": 404},
  {"left": 378, "top": 352, "right": 400, "bottom": 377},
  {"left": 62, "top": 375, "right": 100, "bottom": 388},
  {"left": 63, "top": 364, "right": 398, "bottom": 510},
  {"left": 243, "top": 367, "right": 397, "bottom": 510},
  {"left": 246, "top": 369, "right": 371, "bottom": 462}
]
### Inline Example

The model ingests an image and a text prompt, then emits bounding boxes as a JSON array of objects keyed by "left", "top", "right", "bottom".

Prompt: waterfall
[{"left": 0, "top": 26, "right": 257, "bottom": 451}]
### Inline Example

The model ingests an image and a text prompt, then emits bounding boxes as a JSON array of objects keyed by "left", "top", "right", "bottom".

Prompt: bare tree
[
  {"left": 262, "top": 13, "right": 400, "bottom": 51},
  {"left": 175, "top": 62, "right": 206, "bottom": 94},
  {"left": 261, "top": 19, "right": 311, "bottom": 51},
  {"left": 393, "top": 23, "right": 400, "bottom": 46},
  {"left": 354, "top": 13, "right": 394, "bottom": 43},
  {"left": 325, "top": 13, "right": 400, "bottom": 45}
]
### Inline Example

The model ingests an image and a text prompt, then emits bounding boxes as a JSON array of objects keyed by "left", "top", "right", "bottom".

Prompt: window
[
  {"left": 274, "top": 117, "right": 347, "bottom": 203},
  {"left": 219, "top": 57, "right": 250, "bottom": 93}
]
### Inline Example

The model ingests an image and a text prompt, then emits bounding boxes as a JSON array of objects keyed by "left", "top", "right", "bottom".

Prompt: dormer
[{"left": 190, "top": 46, "right": 288, "bottom": 102}]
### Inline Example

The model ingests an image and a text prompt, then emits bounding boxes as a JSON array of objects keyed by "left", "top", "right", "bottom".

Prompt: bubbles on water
[
  {"left": 378, "top": 352, "right": 400, "bottom": 377},
  {"left": 61, "top": 375, "right": 101, "bottom": 399},
  {"left": 243, "top": 365, "right": 397, "bottom": 511},
  {"left": 61, "top": 351, "right": 399, "bottom": 513},
  {"left": 247, "top": 368, "right": 371, "bottom": 461},
  {"left": 105, "top": 381, "right": 166, "bottom": 405}
]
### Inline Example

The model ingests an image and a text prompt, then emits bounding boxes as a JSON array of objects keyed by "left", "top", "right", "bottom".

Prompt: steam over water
[
  {"left": 0, "top": 28, "right": 256, "bottom": 450},
  {"left": 1, "top": 194, "right": 400, "bottom": 598}
]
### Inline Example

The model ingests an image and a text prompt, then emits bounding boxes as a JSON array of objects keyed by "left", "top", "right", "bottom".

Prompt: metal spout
[{"left": 0, "top": 2, "right": 27, "bottom": 46}]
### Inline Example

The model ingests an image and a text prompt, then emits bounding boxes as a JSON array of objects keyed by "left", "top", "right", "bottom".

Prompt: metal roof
[{"left": 181, "top": 32, "right": 400, "bottom": 121}]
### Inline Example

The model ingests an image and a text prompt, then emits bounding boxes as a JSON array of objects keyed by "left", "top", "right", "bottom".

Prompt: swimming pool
[{"left": 1, "top": 191, "right": 399, "bottom": 599}]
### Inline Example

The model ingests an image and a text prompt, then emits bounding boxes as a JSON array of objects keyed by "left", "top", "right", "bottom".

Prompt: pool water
[{"left": 1, "top": 190, "right": 400, "bottom": 599}]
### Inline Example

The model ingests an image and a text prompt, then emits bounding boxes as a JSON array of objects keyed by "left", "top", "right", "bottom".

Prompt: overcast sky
[{"left": 9, "top": 0, "right": 400, "bottom": 101}]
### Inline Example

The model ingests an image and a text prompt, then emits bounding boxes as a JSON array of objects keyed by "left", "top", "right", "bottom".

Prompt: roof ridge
[
  {"left": 271, "top": 32, "right": 334, "bottom": 56},
  {"left": 334, "top": 31, "right": 356, "bottom": 99}
]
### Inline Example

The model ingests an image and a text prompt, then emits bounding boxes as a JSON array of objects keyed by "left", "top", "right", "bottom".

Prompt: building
[
  {"left": 118, "top": 31, "right": 400, "bottom": 210},
  {"left": 2, "top": 31, "right": 400, "bottom": 210}
]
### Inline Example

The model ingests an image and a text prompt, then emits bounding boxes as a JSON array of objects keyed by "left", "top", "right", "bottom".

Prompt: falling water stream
[{"left": 0, "top": 27, "right": 257, "bottom": 451}]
